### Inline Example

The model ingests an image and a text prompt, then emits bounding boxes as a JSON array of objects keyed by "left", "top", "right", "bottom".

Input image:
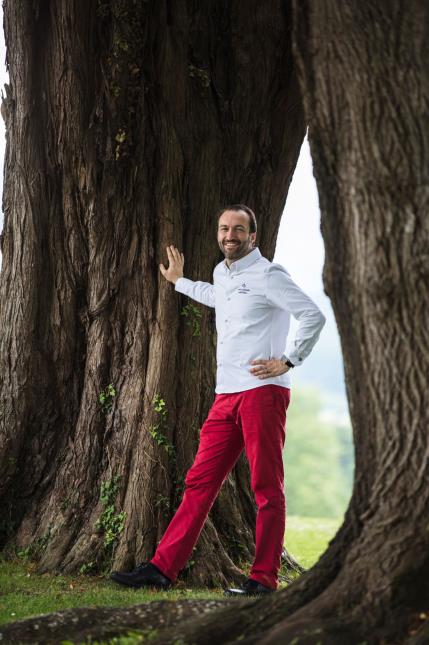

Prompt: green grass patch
[
  {"left": 0, "top": 515, "right": 341, "bottom": 627},
  {"left": 0, "top": 560, "right": 222, "bottom": 625},
  {"left": 285, "top": 515, "right": 342, "bottom": 569}
]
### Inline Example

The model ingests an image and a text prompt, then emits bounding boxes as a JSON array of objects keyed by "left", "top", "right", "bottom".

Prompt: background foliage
[{"left": 284, "top": 387, "right": 354, "bottom": 519}]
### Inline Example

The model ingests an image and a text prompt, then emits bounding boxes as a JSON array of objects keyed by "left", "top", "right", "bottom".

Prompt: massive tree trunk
[
  {"left": 0, "top": 0, "right": 305, "bottom": 584},
  {"left": 287, "top": 1, "right": 429, "bottom": 640}
]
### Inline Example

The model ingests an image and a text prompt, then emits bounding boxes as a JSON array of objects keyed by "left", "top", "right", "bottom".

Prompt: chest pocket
[{"left": 234, "top": 282, "right": 267, "bottom": 320}]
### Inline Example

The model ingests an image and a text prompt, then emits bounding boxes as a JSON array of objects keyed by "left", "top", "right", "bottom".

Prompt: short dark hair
[{"left": 216, "top": 204, "right": 257, "bottom": 234}]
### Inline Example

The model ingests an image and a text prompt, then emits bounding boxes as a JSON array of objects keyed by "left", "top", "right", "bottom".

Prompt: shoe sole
[{"left": 223, "top": 589, "right": 274, "bottom": 597}]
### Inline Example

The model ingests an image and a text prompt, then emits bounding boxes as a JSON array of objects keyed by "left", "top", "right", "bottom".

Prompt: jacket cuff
[{"left": 287, "top": 350, "right": 304, "bottom": 367}]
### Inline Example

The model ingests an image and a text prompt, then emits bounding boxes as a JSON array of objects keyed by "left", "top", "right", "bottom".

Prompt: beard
[{"left": 218, "top": 237, "right": 254, "bottom": 261}]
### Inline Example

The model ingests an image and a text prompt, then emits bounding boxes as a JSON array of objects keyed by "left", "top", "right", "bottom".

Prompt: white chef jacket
[{"left": 175, "top": 247, "right": 326, "bottom": 394}]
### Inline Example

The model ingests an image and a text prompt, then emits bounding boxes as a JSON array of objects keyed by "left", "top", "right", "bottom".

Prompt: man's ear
[{"left": 251, "top": 233, "right": 257, "bottom": 246}]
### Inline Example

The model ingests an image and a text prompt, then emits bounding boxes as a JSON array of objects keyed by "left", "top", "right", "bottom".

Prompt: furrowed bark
[{"left": 0, "top": 0, "right": 305, "bottom": 584}]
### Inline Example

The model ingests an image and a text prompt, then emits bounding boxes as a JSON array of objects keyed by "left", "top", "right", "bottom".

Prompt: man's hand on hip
[
  {"left": 250, "top": 358, "right": 290, "bottom": 379},
  {"left": 159, "top": 245, "right": 184, "bottom": 284}
]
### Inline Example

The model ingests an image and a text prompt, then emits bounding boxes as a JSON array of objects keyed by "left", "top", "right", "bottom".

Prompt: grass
[
  {"left": 0, "top": 515, "right": 342, "bottom": 627},
  {"left": 0, "top": 564, "right": 224, "bottom": 626},
  {"left": 285, "top": 515, "right": 342, "bottom": 569}
]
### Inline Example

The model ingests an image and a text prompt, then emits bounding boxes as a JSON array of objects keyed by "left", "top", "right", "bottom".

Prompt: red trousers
[{"left": 150, "top": 384, "right": 291, "bottom": 589}]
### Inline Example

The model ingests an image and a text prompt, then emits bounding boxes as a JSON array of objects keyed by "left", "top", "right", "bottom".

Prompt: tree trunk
[
  {"left": 0, "top": 0, "right": 305, "bottom": 585},
  {"left": 287, "top": 1, "right": 429, "bottom": 641}
]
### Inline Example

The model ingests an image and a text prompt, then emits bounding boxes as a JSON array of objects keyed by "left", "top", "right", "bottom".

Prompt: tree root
[
  {"left": 1, "top": 589, "right": 423, "bottom": 645},
  {"left": 280, "top": 547, "right": 305, "bottom": 582},
  {"left": 141, "top": 605, "right": 372, "bottom": 645},
  {"left": 0, "top": 599, "right": 231, "bottom": 645}
]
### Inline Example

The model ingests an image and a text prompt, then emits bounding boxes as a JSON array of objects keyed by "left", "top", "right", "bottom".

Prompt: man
[{"left": 111, "top": 204, "right": 326, "bottom": 596}]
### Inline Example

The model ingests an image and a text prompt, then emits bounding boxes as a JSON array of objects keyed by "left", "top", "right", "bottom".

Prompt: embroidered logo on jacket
[{"left": 238, "top": 282, "right": 250, "bottom": 294}]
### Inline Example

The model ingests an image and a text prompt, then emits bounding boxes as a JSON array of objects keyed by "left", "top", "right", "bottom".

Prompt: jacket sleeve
[
  {"left": 174, "top": 277, "right": 215, "bottom": 309},
  {"left": 265, "top": 264, "right": 326, "bottom": 366}
]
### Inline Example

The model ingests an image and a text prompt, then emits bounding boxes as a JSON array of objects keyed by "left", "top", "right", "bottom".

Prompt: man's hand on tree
[
  {"left": 250, "top": 358, "right": 290, "bottom": 379},
  {"left": 159, "top": 245, "right": 184, "bottom": 284}
]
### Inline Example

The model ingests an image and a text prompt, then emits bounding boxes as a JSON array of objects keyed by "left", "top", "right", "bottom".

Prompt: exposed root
[{"left": 0, "top": 599, "right": 231, "bottom": 645}]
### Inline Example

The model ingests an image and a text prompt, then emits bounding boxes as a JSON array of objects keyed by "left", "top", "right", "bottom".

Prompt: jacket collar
[{"left": 224, "top": 247, "right": 262, "bottom": 273}]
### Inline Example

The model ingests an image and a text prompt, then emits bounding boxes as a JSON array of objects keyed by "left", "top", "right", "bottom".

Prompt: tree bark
[
  {"left": 288, "top": 1, "right": 429, "bottom": 641},
  {"left": 0, "top": 0, "right": 305, "bottom": 585}
]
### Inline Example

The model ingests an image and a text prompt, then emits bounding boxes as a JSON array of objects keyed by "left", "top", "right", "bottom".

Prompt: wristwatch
[{"left": 281, "top": 354, "right": 295, "bottom": 368}]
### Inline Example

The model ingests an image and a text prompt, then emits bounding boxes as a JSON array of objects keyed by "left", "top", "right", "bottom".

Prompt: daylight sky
[{"left": 0, "top": 16, "right": 347, "bottom": 416}]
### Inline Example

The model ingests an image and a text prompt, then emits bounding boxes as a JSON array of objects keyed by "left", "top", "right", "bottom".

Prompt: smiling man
[{"left": 111, "top": 204, "right": 326, "bottom": 596}]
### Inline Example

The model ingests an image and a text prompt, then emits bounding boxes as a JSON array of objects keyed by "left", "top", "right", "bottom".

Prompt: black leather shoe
[
  {"left": 110, "top": 562, "right": 172, "bottom": 589},
  {"left": 224, "top": 578, "right": 275, "bottom": 597}
]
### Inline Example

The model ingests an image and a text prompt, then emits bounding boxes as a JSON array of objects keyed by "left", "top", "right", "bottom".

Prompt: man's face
[{"left": 217, "top": 210, "right": 256, "bottom": 263}]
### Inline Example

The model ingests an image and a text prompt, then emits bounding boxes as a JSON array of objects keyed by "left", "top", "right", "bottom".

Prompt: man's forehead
[{"left": 218, "top": 210, "right": 249, "bottom": 225}]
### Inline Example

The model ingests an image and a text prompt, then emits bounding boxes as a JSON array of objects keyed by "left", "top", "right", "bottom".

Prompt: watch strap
[{"left": 281, "top": 354, "right": 295, "bottom": 368}]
